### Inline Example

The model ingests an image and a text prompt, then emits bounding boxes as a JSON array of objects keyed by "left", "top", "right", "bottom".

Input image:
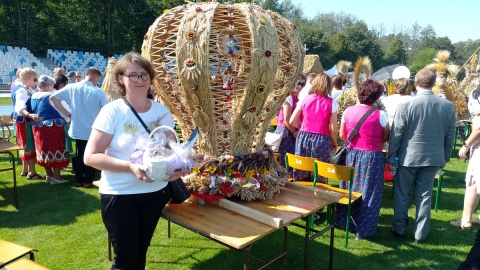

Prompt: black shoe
[
  {"left": 413, "top": 238, "right": 426, "bottom": 244},
  {"left": 391, "top": 229, "right": 406, "bottom": 239}
]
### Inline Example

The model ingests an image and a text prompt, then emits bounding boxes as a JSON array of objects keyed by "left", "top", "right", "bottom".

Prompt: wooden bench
[
  {"left": 3, "top": 258, "right": 49, "bottom": 270},
  {"left": 0, "top": 239, "right": 38, "bottom": 268}
]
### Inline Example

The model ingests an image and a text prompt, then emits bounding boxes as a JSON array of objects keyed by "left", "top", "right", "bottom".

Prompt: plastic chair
[
  {"left": 313, "top": 160, "right": 358, "bottom": 248},
  {"left": 434, "top": 168, "right": 445, "bottom": 212},
  {"left": 284, "top": 153, "right": 317, "bottom": 185}
]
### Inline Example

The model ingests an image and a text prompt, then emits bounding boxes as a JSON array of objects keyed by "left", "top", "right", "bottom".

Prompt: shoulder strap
[
  {"left": 123, "top": 98, "right": 151, "bottom": 133},
  {"left": 347, "top": 106, "right": 377, "bottom": 142}
]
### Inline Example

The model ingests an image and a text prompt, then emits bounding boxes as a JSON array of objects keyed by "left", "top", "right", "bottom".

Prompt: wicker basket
[{"left": 143, "top": 126, "right": 180, "bottom": 181}]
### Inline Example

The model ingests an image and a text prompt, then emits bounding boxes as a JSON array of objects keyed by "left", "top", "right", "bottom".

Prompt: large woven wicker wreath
[{"left": 141, "top": 2, "right": 304, "bottom": 157}]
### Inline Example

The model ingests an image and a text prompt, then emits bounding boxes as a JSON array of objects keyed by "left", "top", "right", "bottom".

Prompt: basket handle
[{"left": 148, "top": 125, "right": 180, "bottom": 144}]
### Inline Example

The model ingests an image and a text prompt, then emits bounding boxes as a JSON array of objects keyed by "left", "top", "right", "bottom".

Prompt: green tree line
[{"left": 1, "top": 0, "right": 478, "bottom": 75}]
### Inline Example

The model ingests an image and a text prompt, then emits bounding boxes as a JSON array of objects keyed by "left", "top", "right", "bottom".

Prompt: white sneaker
[{"left": 46, "top": 176, "right": 68, "bottom": 185}]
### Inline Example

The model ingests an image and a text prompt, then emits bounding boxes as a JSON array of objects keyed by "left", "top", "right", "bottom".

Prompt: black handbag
[
  {"left": 123, "top": 98, "right": 190, "bottom": 204},
  {"left": 330, "top": 107, "right": 377, "bottom": 166},
  {"left": 330, "top": 146, "right": 347, "bottom": 165},
  {"left": 168, "top": 178, "right": 191, "bottom": 204}
]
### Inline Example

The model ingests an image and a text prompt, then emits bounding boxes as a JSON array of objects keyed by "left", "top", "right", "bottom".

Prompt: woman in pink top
[
  {"left": 335, "top": 80, "right": 390, "bottom": 239},
  {"left": 290, "top": 73, "right": 338, "bottom": 182},
  {"left": 274, "top": 74, "right": 305, "bottom": 166}
]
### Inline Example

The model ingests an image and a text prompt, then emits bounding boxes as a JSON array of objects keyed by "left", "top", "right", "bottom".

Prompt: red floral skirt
[
  {"left": 15, "top": 122, "right": 36, "bottom": 161},
  {"left": 32, "top": 123, "right": 69, "bottom": 168}
]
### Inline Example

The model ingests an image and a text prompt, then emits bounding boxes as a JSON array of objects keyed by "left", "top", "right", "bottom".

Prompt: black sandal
[{"left": 27, "top": 173, "right": 45, "bottom": 180}]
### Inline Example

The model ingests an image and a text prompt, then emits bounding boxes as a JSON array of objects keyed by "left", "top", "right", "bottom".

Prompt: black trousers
[
  {"left": 101, "top": 187, "right": 171, "bottom": 270},
  {"left": 458, "top": 228, "right": 480, "bottom": 270},
  {"left": 75, "top": 139, "right": 95, "bottom": 184}
]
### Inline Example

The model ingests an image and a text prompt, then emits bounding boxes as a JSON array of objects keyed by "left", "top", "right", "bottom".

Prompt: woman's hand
[
  {"left": 130, "top": 163, "right": 154, "bottom": 183},
  {"left": 459, "top": 145, "right": 469, "bottom": 160},
  {"left": 164, "top": 169, "right": 184, "bottom": 182},
  {"left": 27, "top": 113, "right": 43, "bottom": 122}
]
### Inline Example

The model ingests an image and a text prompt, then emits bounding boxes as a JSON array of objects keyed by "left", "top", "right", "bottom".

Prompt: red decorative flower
[
  {"left": 260, "top": 181, "right": 268, "bottom": 191},
  {"left": 265, "top": 50, "right": 272, "bottom": 57},
  {"left": 220, "top": 181, "right": 234, "bottom": 194},
  {"left": 195, "top": 6, "right": 202, "bottom": 12},
  {"left": 144, "top": 34, "right": 148, "bottom": 40},
  {"left": 233, "top": 171, "right": 242, "bottom": 178},
  {"left": 247, "top": 106, "right": 257, "bottom": 112}
]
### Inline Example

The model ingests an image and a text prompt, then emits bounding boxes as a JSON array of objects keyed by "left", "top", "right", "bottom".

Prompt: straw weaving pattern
[{"left": 142, "top": 2, "right": 304, "bottom": 157}]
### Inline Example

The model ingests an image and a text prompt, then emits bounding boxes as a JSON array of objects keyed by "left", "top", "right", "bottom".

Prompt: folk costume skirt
[
  {"left": 15, "top": 121, "right": 36, "bottom": 161},
  {"left": 274, "top": 126, "right": 296, "bottom": 167},
  {"left": 293, "top": 131, "right": 331, "bottom": 183},
  {"left": 32, "top": 119, "right": 69, "bottom": 168},
  {"left": 335, "top": 148, "right": 385, "bottom": 239}
]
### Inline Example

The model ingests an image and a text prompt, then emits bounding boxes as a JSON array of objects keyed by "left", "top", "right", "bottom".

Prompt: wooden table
[
  {"left": 164, "top": 201, "right": 289, "bottom": 270},
  {"left": 0, "top": 140, "right": 24, "bottom": 208},
  {"left": 0, "top": 239, "right": 37, "bottom": 268},
  {"left": 163, "top": 183, "right": 338, "bottom": 269}
]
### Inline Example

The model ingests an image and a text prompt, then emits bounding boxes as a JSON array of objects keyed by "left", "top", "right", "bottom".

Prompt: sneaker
[{"left": 46, "top": 176, "right": 68, "bottom": 185}]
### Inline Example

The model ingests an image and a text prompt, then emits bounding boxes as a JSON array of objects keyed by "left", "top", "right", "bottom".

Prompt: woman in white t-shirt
[{"left": 84, "top": 52, "right": 182, "bottom": 269}]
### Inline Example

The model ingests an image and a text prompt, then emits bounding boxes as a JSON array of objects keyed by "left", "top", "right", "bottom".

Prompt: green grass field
[
  {"left": 0, "top": 97, "right": 12, "bottom": 106},
  {"left": 0, "top": 145, "right": 477, "bottom": 270},
  {"left": 0, "top": 95, "right": 477, "bottom": 269}
]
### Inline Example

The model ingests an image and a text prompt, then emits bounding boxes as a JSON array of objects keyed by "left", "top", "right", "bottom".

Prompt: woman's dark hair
[
  {"left": 332, "top": 75, "right": 347, "bottom": 89},
  {"left": 472, "top": 87, "right": 480, "bottom": 100},
  {"left": 54, "top": 74, "right": 68, "bottom": 90},
  {"left": 358, "top": 80, "right": 384, "bottom": 105}
]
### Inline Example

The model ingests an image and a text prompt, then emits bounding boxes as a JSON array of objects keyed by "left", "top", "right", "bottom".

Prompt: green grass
[
  {"left": 0, "top": 97, "right": 12, "bottom": 106},
  {"left": 0, "top": 142, "right": 477, "bottom": 269}
]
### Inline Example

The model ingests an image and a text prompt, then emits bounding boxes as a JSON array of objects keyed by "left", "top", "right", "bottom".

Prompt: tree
[
  {"left": 296, "top": 20, "right": 332, "bottom": 67},
  {"left": 330, "top": 22, "right": 384, "bottom": 69},
  {"left": 418, "top": 25, "right": 437, "bottom": 51},
  {"left": 383, "top": 37, "right": 408, "bottom": 65},
  {"left": 454, "top": 39, "right": 480, "bottom": 68},
  {"left": 410, "top": 48, "right": 436, "bottom": 75},
  {"left": 311, "top": 12, "right": 358, "bottom": 37}
]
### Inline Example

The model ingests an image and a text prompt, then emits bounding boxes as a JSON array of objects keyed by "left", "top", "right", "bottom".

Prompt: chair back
[
  {"left": 314, "top": 159, "right": 355, "bottom": 248},
  {"left": 0, "top": 115, "right": 13, "bottom": 141},
  {"left": 314, "top": 160, "right": 354, "bottom": 183},
  {"left": 285, "top": 153, "right": 316, "bottom": 172}
]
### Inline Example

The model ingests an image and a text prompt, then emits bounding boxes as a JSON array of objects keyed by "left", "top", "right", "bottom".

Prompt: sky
[{"left": 290, "top": 0, "right": 479, "bottom": 43}]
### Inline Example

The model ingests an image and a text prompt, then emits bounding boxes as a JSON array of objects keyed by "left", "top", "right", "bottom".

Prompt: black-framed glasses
[
  {"left": 297, "top": 81, "right": 306, "bottom": 87},
  {"left": 122, "top": 73, "right": 150, "bottom": 82}
]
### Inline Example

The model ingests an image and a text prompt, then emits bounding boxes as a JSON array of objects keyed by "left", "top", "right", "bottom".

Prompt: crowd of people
[
  {"left": 8, "top": 54, "right": 480, "bottom": 268},
  {"left": 275, "top": 67, "right": 479, "bottom": 269}
]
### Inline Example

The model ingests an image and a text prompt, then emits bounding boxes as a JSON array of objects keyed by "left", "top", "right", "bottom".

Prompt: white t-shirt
[
  {"left": 381, "top": 94, "right": 412, "bottom": 126},
  {"left": 331, "top": 88, "right": 345, "bottom": 101},
  {"left": 468, "top": 89, "right": 480, "bottom": 115},
  {"left": 93, "top": 99, "right": 175, "bottom": 195}
]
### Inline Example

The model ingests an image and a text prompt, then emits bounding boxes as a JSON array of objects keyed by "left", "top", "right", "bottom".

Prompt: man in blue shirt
[{"left": 51, "top": 67, "right": 108, "bottom": 188}]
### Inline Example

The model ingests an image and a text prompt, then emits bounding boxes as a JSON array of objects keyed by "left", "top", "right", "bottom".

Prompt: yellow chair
[
  {"left": 284, "top": 153, "right": 317, "bottom": 185},
  {"left": 313, "top": 160, "right": 359, "bottom": 248}
]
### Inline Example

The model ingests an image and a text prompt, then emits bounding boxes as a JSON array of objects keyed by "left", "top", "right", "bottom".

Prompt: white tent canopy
[{"left": 325, "top": 65, "right": 337, "bottom": 77}]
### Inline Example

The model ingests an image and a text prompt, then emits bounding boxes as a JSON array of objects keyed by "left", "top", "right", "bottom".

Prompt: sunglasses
[{"left": 297, "top": 81, "right": 306, "bottom": 87}]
